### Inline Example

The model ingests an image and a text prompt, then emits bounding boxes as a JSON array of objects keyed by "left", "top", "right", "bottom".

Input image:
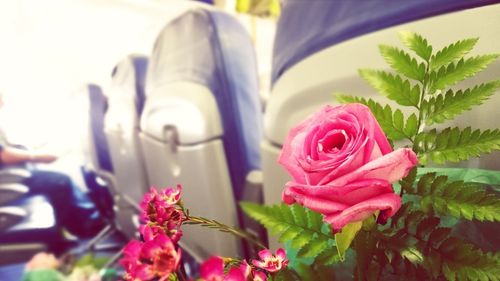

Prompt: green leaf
[
  {"left": 400, "top": 246, "right": 424, "bottom": 264},
  {"left": 400, "top": 167, "right": 417, "bottom": 194},
  {"left": 295, "top": 262, "right": 337, "bottom": 281},
  {"left": 336, "top": 95, "right": 414, "bottom": 141},
  {"left": 399, "top": 31, "right": 433, "bottom": 61},
  {"left": 379, "top": 45, "right": 426, "bottom": 81},
  {"left": 335, "top": 221, "right": 362, "bottom": 261},
  {"left": 240, "top": 202, "right": 337, "bottom": 262},
  {"left": 403, "top": 113, "right": 418, "bottom": 138},
  {"left": 423, "top": 80, "right": 500, "bottom": 125},
  {"left": 439, "top": 239, "right": 500, "bottom": 281},
  {"left": 273, "top": 268, "right": 302, "bottom": 281},
  {"left": 168, "top": 273, "right": 179, "bottom": 281},
  {"left": 358, "top": 69, "right": 420, "bottom": 107},
  {"left": 430, "top": 54, "right": 499, "bottom": 91},
  {"left": 381, "top": 212, "right": 500, "bottom": 280},
  {"left": 22, "top": 270, "right": 65, "bottom": 281},
  {"left": 431, "top": 38, "right": 478, "bottom": 70},
  {"left": 406, "top": 173, "right": 500, "bottom": 222},
  {"left": 415, "top": 127, "right": 500, "bottom": 165}
]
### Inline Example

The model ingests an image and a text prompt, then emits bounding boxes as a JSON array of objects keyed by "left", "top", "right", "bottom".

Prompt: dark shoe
[{"left": 65, "top": 210, "right": 106, "bottom": 238}]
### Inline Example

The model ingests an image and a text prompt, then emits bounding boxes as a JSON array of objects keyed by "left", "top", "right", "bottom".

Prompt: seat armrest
[
  {"left": 240, "top": 170, "right": 268, "bottom": 252},
  {"left": 0, "top": 206, "right": 28, "bottom": 231},
  {"left": 0, "top": 168, "right": 32, "bottom": 183},
  {"left": 241, "top": 170, "right": 263, "bottom": 203},
  {"left": 0, "top": 183, "right": 29, "bottom": 205}
]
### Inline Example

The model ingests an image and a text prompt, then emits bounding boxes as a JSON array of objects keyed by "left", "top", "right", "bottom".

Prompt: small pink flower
[
  {"left": 140, "top": 216, "right": 184, "bottom": 243},
  {"left": 252, "top": 271, "right": 267, "bottom": 281},
  {"left": 200, "top": 256, "right": 225, "bottom": 281},
  {"left": 199, "top": 258, "right": 268, "bottom": 281},
  {"left": 140, "top": 187, "right": 162, "bottom": 222},
  {"left": 161, "top": 184, "right": 182, "bottom": 205},
  {"left": 120, "top": 240, "right": 144, "bottom": 280},
  {"left": 225, "top": 262, "right": 268, "bottom": 281},
  {"left": 140, "top": 186, "right": 185, "bottom": 229},
  {"left": 141, "top": 234, "right": 182, "bottom": 280},
  {"left": 120, "top": 234, "right": 181, "bottom": 281},
  {"left": 251, "top": 249, "right": 288, "bottom": 273}
]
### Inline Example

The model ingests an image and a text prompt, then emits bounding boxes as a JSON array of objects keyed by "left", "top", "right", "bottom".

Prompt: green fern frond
[
  {"left": 439, "top": 238, "right": 500, "bottom": 281},
  {"left": 430, "top": 54, "right": 499, "bottom": 91},
  {"left": 240, "top": 202, "right": 337, "bottom": 261},
  {"left": 414, "top": 127, "right": 500, "bottom": 164},
  {"left": 431, "top": 38, "right": 478, "bottom": 70},
  {"left": 405, "top": 173, "right": 500, "bottom": 222},
  {"left": 399, "top": 31, "right": 433, "bottom": 62},
  {"left": 358, "top": 69, "right": 420, "bottom": 107},
  {"left": 379, "top": 45, "right": 426, "bottom": 81},
  {"left": 336, "top": 95, "right": 417, "bottom": 141},
  {"left": 423, "top": 81, "right": 500, "bottom": 125},
  {"left": 381, "top": 212, "right": 500, "bottom": 280}
]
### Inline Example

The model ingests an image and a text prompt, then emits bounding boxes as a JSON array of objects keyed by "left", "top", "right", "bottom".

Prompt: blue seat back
[
  {"left": 131, "top": 56, "right": 148, "bottom": 116},
  {"left": 272, "top": 0, "right": 499, "bottom": 84},
  {"left": 87, "top": 84, "right": 113, "bottom": 173}
]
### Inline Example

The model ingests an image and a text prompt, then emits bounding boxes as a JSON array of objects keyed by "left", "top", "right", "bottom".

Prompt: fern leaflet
[
  {"left": 423, "top": 81, "right": 500, "bottom": 125},
  {"left": 240, "top": 202, "right": 337, "bottom": 261},
  {"left": 414, "top": 127, "right": 500, "bottom": 165},
  {"left": 399, "top": 31, "right": 433, "bottom": 62},
  {"left": 358, "top": 69, "right": 420, "bottom": 107},
  {"left": 379, "top": 45, "right": 426, "bottom": 81},
  {"left": 430, "top": 54, "right": 499, "bottom": 91},
  {"left": 431, "top": 38, "right": 478, "bottom": 70},
  {"left": 405, "top": 173, "right": 500, "bottom": 222}
]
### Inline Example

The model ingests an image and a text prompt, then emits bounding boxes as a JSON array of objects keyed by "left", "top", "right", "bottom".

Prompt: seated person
[{"left": 0, "top": 143, "right": 105, "bottom": 238}]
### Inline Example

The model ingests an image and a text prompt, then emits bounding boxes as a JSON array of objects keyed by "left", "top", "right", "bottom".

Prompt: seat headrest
[
  {"left": 111, "top": 55, "right": 149, "bottom": 116},
  {"left": 272, "top": 0, "right": 499, "bottom": 85}
]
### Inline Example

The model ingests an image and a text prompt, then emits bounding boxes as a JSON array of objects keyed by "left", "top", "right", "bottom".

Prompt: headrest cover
[{"left": 272, "top": 0, "right": 499, "bottom": 85}]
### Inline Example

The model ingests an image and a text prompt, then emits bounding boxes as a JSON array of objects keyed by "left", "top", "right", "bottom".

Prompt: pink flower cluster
[
  {"left": 120, "top": 185, "right": 185, "bottom": 281},
  {"left": 140, "top": 185, "right": 185, "bottom": 243},
  {"left": 200, "top": 249, "right": 288, "bottom": 281}
]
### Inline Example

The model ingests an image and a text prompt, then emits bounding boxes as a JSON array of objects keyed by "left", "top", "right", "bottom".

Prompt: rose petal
[
  {"left": 282, "top": 187, "right": 349, "bottom": 214},
  {"left": 331, "top": 148, "right": 418, "bottom": 186},
  {"left": 283, "top": 179, "right": 391, "bottom": 204},
  {"left": 324, "top": 193, "right": 402, "bottom": 232}
]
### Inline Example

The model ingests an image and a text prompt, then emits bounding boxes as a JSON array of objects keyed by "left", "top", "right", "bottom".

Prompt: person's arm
[{"left": 0, "top": 145, "right": 57, "bottom": 165}]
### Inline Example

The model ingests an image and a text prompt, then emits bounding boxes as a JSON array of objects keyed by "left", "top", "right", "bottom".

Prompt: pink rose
[{"left": 279, "top": 104, "right": 417, "bottom": 232}]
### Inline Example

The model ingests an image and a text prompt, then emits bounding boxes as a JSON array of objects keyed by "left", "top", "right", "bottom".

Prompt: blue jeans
[{"left": 23, "top": 170, "right": 103, "bottom": 237}]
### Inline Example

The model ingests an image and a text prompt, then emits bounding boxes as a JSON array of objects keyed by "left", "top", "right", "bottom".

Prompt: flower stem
[{"left": 184, "top": 215, "right": 266, "bottom": 250}]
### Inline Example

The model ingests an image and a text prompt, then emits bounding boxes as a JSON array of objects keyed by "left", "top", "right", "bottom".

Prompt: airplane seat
[
  {"left": 79, "top": 84, "right": 125, "bottom": 245},
  {"left": 0, "top": 169, "right": 64, "bottom": 264},
  {"left": 104, "top": 55, "right": 150, "bottom": 238},
  {"left": 140, "top": 8, "right": 262, "bottom": 259},
  {"left": 263, "top": 0, "right": 500, "bottom": 208}
]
